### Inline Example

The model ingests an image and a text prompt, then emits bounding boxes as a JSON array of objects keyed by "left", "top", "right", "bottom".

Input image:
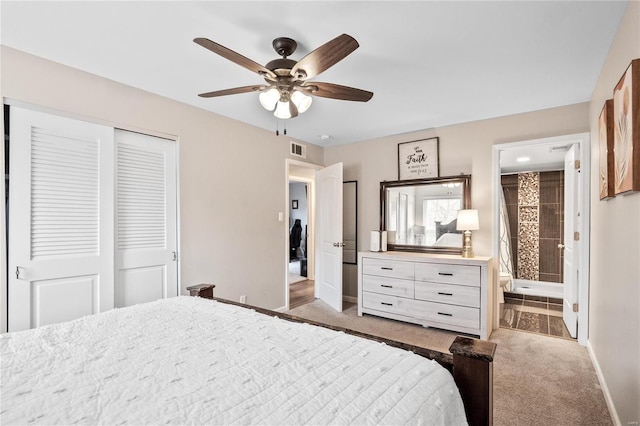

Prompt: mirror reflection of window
[
  {"left": 423, "top": 198, "right": 461, "bottom": 245},
  {"left": 397, "top": 193, "right": 408, "bottom": 243}
]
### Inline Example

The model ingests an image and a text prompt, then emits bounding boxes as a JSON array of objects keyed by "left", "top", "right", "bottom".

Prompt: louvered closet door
[
  {"left": 115, "top": 130, "right": 177, "bottom": 307},
  {"left": 8, "top": 107, "right": 114, "bottom": 332}
]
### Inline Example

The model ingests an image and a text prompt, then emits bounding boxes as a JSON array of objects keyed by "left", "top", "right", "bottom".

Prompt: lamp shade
[
  {"left": 291, "top": 90, "right": 312, "bottom": 113},
  {"left": 259, "top": 88, "right": 279, "bottom": 111},
  {"left": 274, "top": 101, "right": 293, "bottom": 119},
  {"left": 456, "top": 209, "right": 479, "bottom": 231}
]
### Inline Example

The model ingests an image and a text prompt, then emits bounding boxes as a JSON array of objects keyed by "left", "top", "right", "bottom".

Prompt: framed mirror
[{"left": 380, "top": 175, "right": 471, "bottom": 254}]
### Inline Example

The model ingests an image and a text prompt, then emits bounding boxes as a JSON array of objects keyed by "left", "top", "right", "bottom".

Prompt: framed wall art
[
  {"left": 398, "top": 137, "right": 439, "bottom": 180},
  {"left": 613, "top": 58, "right": 640, "bottom": 195},
  {"left": 599, "top": 99, "right": 615, "bottom": 199}
]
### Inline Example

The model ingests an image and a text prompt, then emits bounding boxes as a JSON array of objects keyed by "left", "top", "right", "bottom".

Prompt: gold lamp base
[{"left": 461, "top": 230, "right": 474, "bottom": 258}]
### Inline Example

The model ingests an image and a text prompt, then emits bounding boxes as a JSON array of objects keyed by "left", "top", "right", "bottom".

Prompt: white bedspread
[{"left": 1, "top": 297, "right": 467, "bottom": 425}]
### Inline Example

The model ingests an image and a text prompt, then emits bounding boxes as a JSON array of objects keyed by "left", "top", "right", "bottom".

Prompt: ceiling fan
[{"left": 194, "top": 34, "right": 374, "bottom": 119}]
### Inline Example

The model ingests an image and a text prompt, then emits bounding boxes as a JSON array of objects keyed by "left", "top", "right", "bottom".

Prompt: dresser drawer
[
  {"left": 363, "top": 275, "right": 414, "bottom": 298},
  {"left": 414, "top": 299, "right": 480, "bottom": 329},
  {"left": 415, "top": 263, "right": 480, "bottom": 286},
  {"left": 362, "top": 292, "right": 413, "bottom": 317},
  {"left": 362, "top": 258, "right": 414, "bottom": 280},
  {"left": 414, "top": 282, "right": 480, "bottom": 308}
]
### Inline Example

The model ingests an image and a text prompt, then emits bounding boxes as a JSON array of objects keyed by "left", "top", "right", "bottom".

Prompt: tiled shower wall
[{"left": 501, "top": 171, "right": 564, "bottom": 283}]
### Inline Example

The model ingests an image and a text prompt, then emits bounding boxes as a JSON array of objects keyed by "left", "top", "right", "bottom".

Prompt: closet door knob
[{"left": 558, "top": 244, "right": 565, "bottom": 250}]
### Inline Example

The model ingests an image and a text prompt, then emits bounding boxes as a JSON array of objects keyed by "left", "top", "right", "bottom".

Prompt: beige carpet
[{"left": 287, "top": 300, "right": 612, "bottom": 426}]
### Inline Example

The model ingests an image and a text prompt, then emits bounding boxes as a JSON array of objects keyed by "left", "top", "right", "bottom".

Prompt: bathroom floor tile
[
  {"left": 548, "top": 303, "right": 563, "bottom": 313},
  {"left": 509, "top": 303, "right": 548, "bottom": 315},
  {"left": 505, "top": 297, "right": 524, "bottom": 306},
  {"left": 500, "top": 296, "right": 575, "bottom": 341},
  {"left": 549, "top": 316, "right": 573, "bottom": 339},
  {"left": 523, "top": 300, "right": 548, "bottom": 310},
  {"left": 517, "top": 312, "right": 549, "bottom": 333},
  {"left": 548, "top": 297, "right": 563, "bottom": 305},
  {"left": 525, "top": 295, "right": 548, "bottom": 303},
  {"left": 500, "top": 307, "right": 520, "bottom": 328}
]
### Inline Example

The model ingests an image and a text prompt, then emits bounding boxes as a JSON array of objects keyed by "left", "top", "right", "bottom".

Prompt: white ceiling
[{"left": 0, "top": 1, "right": 627, "bottom": 147}]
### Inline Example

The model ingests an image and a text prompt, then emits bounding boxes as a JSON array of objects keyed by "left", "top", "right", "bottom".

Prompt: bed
[{"left": 1, "top": 293, "right": 495, "bottom": 425}]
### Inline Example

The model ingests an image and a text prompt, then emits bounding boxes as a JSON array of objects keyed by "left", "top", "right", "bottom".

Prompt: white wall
[
  {"left": 325, "top": 103, "right": 589, "bottom": 298},
  {"left": 0, "top": 46, "right": 323, "bottom": 313},
  {"left": 588, "top": 2, "right": 640, "bottom": 424}
]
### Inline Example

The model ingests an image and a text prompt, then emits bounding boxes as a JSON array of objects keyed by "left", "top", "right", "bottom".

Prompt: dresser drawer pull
[
  {"left": 380, "top": 284, "right": 393, "bottom": 288},
  {"left": 437, "top": 292, "right": 453, "bottom": 296},
  {"left": 437, "top": 312, "right": 453, "bottom": 317},
  {"left": 381, "top": 267, "right": 393, "bottom": 270},
  {"left": 438, "top": 272, "right": 454, "bottom": 276},
  {"left": 381, "top": 302, "right": 393, "bottom": 306}
]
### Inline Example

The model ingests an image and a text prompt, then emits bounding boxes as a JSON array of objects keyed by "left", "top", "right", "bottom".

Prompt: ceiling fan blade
[
  {"left": 306, "top": 82, "right": 373, "bottom": 102},
  {"left": 291, "top": 34, "right": 359, "bottom": 80},
  {"left": 194, "top": 38, "right": 276, "bottom": 79},
  {"left": 198, "top": 85, "right": 267, "bottom": 98}
]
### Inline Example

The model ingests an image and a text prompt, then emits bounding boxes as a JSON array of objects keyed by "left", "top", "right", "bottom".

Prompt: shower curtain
[{"left": 499, "top": 187, "right": 514, "bottom": 292}]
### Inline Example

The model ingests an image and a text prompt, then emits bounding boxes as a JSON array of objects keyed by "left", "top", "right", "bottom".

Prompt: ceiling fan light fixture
[
  {"left": 259, "top": 87, "right": 279, "bottom": 111},
  {"left": 274, "top": 100, "right": 293, "bottom": 119},
  {"left": 291, "top": 90, "right": 312, "bottom": 114}
]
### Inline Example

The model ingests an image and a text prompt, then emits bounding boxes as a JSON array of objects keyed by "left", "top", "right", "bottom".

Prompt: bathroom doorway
[{"left": 493, "top": 133, "right": 591, "bottom": 344}]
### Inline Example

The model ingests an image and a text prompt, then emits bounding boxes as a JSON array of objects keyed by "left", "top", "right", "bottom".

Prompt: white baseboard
[
  {"left": 343, "top": 295, "right": 357, "bottom": 304},
  {"left": 587, "top": 340, "right": 621, "bottom": 426},
  {"left": 273, "top": 305, "right": 287, "bottom": 313}
]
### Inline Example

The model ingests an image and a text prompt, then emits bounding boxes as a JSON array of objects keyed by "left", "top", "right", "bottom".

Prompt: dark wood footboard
[{"left": 195, "top": 293, "right": 496, "bottom": 426}]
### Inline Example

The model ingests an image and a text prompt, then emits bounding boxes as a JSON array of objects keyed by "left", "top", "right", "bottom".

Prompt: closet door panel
[
  {"left": 31, "top": 274, "right": 98, "bottom": 328},
  {"left": 115, "top": 130, "right": 177, "bottom": 307},
  {"left": 8, "top": 107, "right": 114, "bottom": 332}
]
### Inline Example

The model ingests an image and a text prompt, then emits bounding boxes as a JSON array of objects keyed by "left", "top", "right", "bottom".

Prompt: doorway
[
  {"left": 286, "top": 160, "right": 321, "bottom": 310},
  {"left": 493, "top": 133, "right": 591, "bottom": 345}
]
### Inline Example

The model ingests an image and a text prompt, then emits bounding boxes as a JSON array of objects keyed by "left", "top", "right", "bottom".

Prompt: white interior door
[
  {"left": 315, "top": 163, "right": 343, "bottom": 312},
  {"left": 115, "top": 130, "right": 177, "bottom": 307},
  {"left": 563, "top": 145, "right": 579, "bottom": 338},
  {"left": 8, "top": 107, "right": 114, "bottom": 332}
]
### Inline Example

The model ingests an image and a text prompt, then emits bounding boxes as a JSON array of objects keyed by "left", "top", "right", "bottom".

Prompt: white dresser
[{"left": 358, "top": 251, "right": 495, "bottom": 340}]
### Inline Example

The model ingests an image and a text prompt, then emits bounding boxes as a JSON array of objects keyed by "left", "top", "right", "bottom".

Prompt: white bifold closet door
[
  {"left": 114, "top": 130, "right": 177, "bottom": 307},
  {"left": 8, "top": 107, "right": 115, "bottom": 332},
  {"left": 8, "top": 108, "right": 178, "bottom": 332}
]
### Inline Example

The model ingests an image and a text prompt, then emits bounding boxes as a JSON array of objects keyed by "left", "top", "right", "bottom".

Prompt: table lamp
[{"left": 456, "top": 209, "right": 479, "bottom": 258}]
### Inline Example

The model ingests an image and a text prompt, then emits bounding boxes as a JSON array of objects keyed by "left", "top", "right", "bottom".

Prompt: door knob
[
  {"left": 558, "top": 244, "right": 565, "bottom": 249},
  {"left": 16, "top": 266, "right": 24, "bottom": 280},
  {"left": 172, "top": 251, "right": 177, "bottom": 261},
  {"left": 332, "top": 242, "right": 346, "bottom": 247}
]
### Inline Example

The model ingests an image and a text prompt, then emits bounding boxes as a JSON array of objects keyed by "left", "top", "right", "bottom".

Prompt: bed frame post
[
  {"left": 186, "top": 284, "right": 215, "bottom": 299},
  {"left": 449, "top": 336, "right": 497, "bottom": 426}
]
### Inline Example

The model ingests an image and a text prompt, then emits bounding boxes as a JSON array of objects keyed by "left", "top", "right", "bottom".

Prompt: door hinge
[
  {"left": 574, "top": 232, "right": 580, "bottom": 241},
  {"left": 573, "top": 303, "right": 579, "bottom": 313},
  {"left": 574, "top": 160, "right": 581, "bottom": 169}
]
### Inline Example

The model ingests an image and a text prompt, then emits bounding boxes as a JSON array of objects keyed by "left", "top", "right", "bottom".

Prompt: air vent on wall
[{"left": 290, "top": 141, "right": 306, "bottom": 159}]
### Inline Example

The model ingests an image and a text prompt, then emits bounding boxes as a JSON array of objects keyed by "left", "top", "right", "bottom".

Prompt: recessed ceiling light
[
  {"left": 318, "top": 134, "right": 331, "bottom": 140},
  {"left": 516, "top": 156, "right": 530, "bottom": 163}
]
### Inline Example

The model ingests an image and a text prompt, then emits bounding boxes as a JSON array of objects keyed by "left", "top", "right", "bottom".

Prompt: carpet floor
[{"left": 287, "top": 300, "right": 612, "bottom": 426}]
